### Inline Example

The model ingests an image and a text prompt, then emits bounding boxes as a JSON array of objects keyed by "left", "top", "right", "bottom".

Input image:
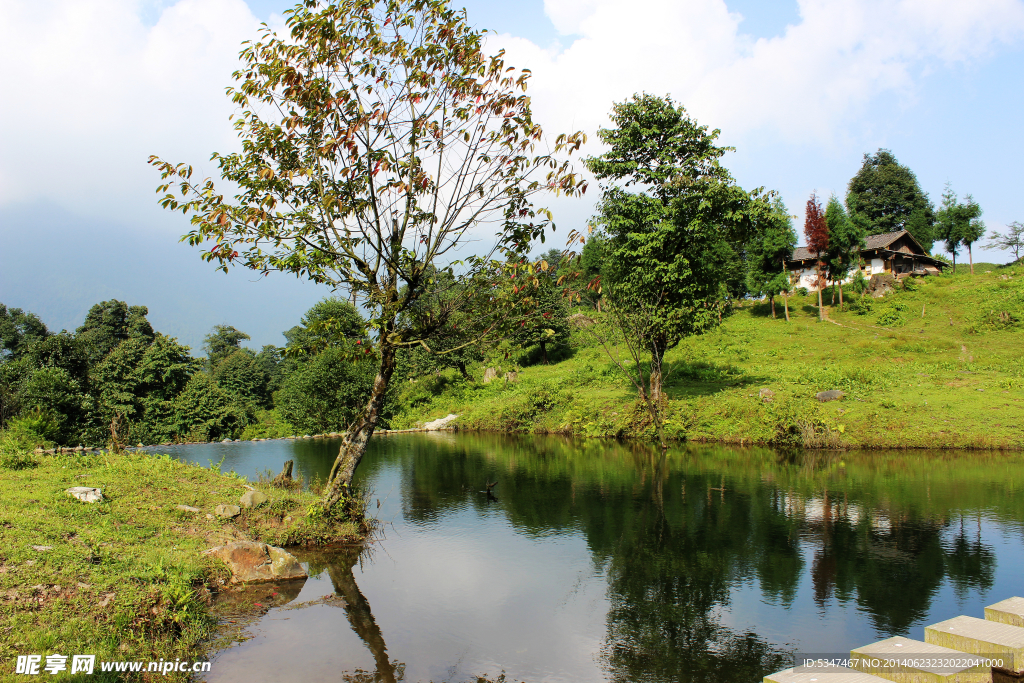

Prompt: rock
[
  {"left": 758, "top": 388, "right": 775, "bottom": 403},
  {"left": 423, "top": 414, "right": 459, "bottom": 431},
  {"left": 221, "top": 438, "right": 232, "bottom": 443},
  {"left": 239, "top": 490, "right": 269, "bottom": 509},
  {"left": 202, "top": 541, "right": 307, "bottom": 584},
  {"left": 504, "top": 371, "right": 518, "bottom": 383},
  {"left": 815, "top": 390, "right": 845, "bottom": 403},
  {"left": 176, "top": 504, "right": 200, "bottom": 513},
  {"left": 482, "top": 367, "right": 499, "bottom": 383},
  {"left": 206, "top": 514, "right": 214, "bottom": 520},
  {"left": 66, "top": 487, "right": 104, "bottom": 503},
  {"left": 31, "top": 545, "right": 53, "bottom": 552},
  {"left": 215, "top": 504, "right": 241, "bottom": 519}
]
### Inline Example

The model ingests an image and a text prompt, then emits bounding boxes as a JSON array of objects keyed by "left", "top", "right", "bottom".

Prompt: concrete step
[
  {"left": 925, "top": 616, "right": 1024, "bottom": 673},
  {"left": 850, "top": 635, "right": 991, "bottom": 683},
  {"left": 765, "top": 666, "right": 894, "bottom": 683},
  {"left": 987, "top": 599, "right": 1024, "bottom": 630}
]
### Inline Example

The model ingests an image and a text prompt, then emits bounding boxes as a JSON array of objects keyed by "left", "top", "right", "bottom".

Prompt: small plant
[
  {"left": 876, "top": 300, "right": 909, "bottom": 327},
  {"left": 796, "top": 287, "right": 809, "bottom": 297}
]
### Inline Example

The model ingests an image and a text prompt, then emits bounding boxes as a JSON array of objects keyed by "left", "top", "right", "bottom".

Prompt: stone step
[
  {"left": 765, "top": 666, "right": 894, "bottom": 683},
  {"left": 987, "top": 599, "right": 1024, "bottom": 630},
  {"left": 925, "top": 616, "right": 1024, "bottom": 673},
  {"left": 850, "top": 635, "right": 991, "bottom": 683}
]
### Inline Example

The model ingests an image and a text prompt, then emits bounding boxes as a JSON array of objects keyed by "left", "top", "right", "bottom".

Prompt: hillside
[{"left": 391, "top": 263, "right": 1024, "bottom": 449}]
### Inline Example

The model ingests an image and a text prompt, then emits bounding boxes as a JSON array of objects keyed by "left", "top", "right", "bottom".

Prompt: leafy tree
[
  {"left": 255, "top": 345, "right": 286, "bottom": 396},
  {"left": 283, "top": 298, "right": 364, "bottom": 356},
  {"left": 846, "top": 149, "right": 935, "bottom": 250},
  {"left": 0, "top": 304, "right": 50, "bottom": 360},
  {"left": 203, "top": 325, "right": 251, "bottom": 370},
  {"left": 824, "top": 194, "right": 866, "bottom": 311},
  {"left": 211, "top": 348, "right": 269, "bottom": 410},
  {"left": 512, "top": 248, "right": 571, "bottom": 364},
  {"left": 171, "top": 373, "right": 243, "bottom": 442},
  {"left": 983, "top": 221, "right": 1024, "bottom": 263},
  {"left": 76, "top": 300, "right": 154, "bottom": 365},
  {"left": 276, "top": 348, "right": 377, "bottom": 435},
  {"left": 804, "top": 193, "right": 828, "bottom": 320},
  {"left": 936, "top": 184, "right": 985, "bottom": 274},
  {"left": 19, "top": 367, "right": 92, "bottom": 445},
  {"left": 745, "top": 199, "right": 797, "bottom": 320},
  {"left": 578, "top": 234, "right": 608, "bottom": 311},
  {"left": 151, "top": 0, "right": 585, "bottom": 512},
  {"left": 585, "top": 93, "right": 772, "bottom": 447}
]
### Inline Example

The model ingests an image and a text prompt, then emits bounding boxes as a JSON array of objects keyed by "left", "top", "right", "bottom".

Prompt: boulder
[
  {"left": 66, "top": 487, "right": 104, "bottom": 503},
  {"left": 423, "top": 414, "right": 459, "bottom": 431},
  {"left": 176, "top": 504, "right": 200, "bottom": 513},
  {"left": 215, "top": 504, "right": 241, "bottom": 519},
  {"left": 203, "top": 541, "right": 307, "bottom": 584},
  {"left": 504, "top": 371, "right": 518, "bottom": 383},
  {"left": 240, "top": 490, "right": 269, "bottom": 509},
  {"left": 758, "top": 388, "right": 775, "bottom": 403},
  {"left": 815, "top": 390, "right": 845, "bottom": 403},
  {"left": 482, "top": 367, "right": 499, "bottom": 383}
]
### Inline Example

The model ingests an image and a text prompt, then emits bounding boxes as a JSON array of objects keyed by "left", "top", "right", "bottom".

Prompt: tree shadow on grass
[{"left": 660, "top": 359, "right": 770, "bottom": 400}]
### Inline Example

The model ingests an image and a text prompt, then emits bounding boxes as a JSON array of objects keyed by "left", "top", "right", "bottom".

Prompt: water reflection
[{"left": 187, "top": 435, "right": 1024, "bottom": 682}]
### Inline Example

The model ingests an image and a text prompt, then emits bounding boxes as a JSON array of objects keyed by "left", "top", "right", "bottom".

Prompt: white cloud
[
  {"left": 490, "top": 0, "right": 1024, "bottom": 147},
  {"left": 0, "top": 0, "right": 272, "bottom": 223}
]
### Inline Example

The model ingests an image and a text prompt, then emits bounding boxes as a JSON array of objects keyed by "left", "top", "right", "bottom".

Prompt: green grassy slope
[{"left": 391, "top": 263, "right": 1024, "bottom": 449}]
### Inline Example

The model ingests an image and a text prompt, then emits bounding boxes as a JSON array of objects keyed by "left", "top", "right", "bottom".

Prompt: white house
[{"left": 785, "top": 230, "right": 947, "bottom": 291}]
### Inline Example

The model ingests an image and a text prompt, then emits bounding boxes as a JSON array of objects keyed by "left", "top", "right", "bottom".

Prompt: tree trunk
[
  {"left": 770, "top": 296, "right": 776, "bottom": 319},
  {"left": 968, "top": 244, "right": 974, "bottom": 275},
  {"left": 322, "top": 341, "right": 398, "bottom": 512},
  {"left": 817, "top": 277, "right": 823, "bottom": 321},
  {"left": 540, "top": 339, "right": 549, "bottom": 364},
  {"left": 838, "top": 282, "right": 844, "bottom": 311},
  {"left": 456, "top": 360, "right": 471, "bottom": 382},
  {"left": 596, "top": 298, "right": 602, "bottom": 313},
  {"left": 647, "top": 344, "right": 667, "bottom": 449},
  {"left": 783, "top": 293, "right": 790, "bottom": 322}
]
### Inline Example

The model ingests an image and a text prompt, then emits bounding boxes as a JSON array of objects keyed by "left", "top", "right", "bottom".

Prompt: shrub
[{"left": 876, "top": 301, "right": 909, "bottom": 327}]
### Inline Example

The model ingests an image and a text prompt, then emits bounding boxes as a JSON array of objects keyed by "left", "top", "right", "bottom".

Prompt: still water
[{"left": 151, "top": 434, "right": 1024, "bottom": 683}]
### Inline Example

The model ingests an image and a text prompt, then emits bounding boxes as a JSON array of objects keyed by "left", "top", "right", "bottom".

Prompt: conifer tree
[{"left": 804, "top": 193, "right": 828, "bottom": 320}]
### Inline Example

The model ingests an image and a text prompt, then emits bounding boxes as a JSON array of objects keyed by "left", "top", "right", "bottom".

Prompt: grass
[
  {"left": 0, "top": 450, "right": 362, "bottom": 681},
  {"left": 391, "top": 263, "right": 1024, "bottom": 450}
]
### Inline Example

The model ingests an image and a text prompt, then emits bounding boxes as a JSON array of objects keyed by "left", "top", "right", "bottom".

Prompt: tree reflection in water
[{"left": 306, "top": 547, "right": 405, "bottom": 683}]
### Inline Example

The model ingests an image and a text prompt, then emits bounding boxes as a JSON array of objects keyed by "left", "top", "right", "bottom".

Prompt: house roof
[{"left": 789, "top": 230, "right": 921, "bottom": 262}]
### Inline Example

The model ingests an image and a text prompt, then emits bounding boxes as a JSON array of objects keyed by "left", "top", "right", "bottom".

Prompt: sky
[{"left": 1, "top": 0, "right": 1022, "bottom": 351}]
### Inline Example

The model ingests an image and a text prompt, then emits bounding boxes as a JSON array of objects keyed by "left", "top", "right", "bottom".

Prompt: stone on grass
[
  {"left": 215, "top": 504, "right": 241, "bottom": 519},
  {"left": 176, "top": 504, "right": 200, "bottom": 513},
  {"left": 758, "top": 388, "right": 775, "bottom": 403},
  {"left": 66, "top": 487, "right": 104, "bottom": 503},
  {"left": 239, "top": 490, "right": 269, "bottom": 509},
  {"left": 32, "top": 545, "right": 53, "bottom": 552},
  {"left": 815, "top": 390, "right": 845, "bottom": 403},
  {"left": 482, "top": 367, "right": 498, "bottom": 383},
  {"left": 202, "top": 541, "right": 307, "bottom": 584}
]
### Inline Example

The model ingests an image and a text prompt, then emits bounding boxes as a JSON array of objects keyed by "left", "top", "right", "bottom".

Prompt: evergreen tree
[
  {"left": 76, "top": 300, "right": 154, "bottom": 365},
  {"left": 824, "top": 194, "right": 866, "bottom": 310},
  {"left": 746, "top": 199, "right": 797, "bottom": 320},
  {"left": 846, "top": 149, "right": 935, "bottom": 251}
]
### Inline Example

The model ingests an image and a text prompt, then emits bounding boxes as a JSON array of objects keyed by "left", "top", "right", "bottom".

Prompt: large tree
[
  {"left": 824, "top": 194, "right": 865, "bottom": 311},
  {"left": 151, "top": 0, "right": 585, "bottom": 513},
  {"left": 936, "top": 184, "right": 985, "bottom": 274},
  {"left": 846, "top": 149, "right": 935, "bottom": 251},
  {"left": 804, "top": 193, "right": 828, "bottom": 321},
  {"left": 585, "top": 93, "right": 772, "bottom": 447}
]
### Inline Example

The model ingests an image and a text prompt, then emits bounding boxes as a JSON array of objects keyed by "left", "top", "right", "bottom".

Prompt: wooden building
[{"left": 785, "top": 230, "right": 947, "bottom": 291}]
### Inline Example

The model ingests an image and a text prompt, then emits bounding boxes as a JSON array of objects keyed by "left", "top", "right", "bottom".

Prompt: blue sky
[{"left": 1, "top": 0, "right": 1022, "bottom": 351}]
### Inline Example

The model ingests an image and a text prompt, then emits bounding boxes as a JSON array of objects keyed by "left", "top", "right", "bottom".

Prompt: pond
[{"left": 149, "top": 435, "right": 1024, "bottom": 683}]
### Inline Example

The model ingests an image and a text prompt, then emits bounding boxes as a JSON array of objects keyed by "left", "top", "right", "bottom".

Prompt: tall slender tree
[
  {"left": 746, "top": 199, "right": 797, "bottom": 320},
  {"left": 936, "top": 184, "right": 984, "bottom": 274},
  {"left": 804, "top": 193, "right": 829, "bottom": 321},
  {"left": 824, "top": 195, "right": 865, "bottom": 311}
]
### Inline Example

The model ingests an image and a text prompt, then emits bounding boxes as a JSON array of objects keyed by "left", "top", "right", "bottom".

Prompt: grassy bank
[
  {"left": 392, "top": 263, "right": 1024, "bottom": 449},
  {"left": 0, "top": 450, "right": 361, "bottom": 681}
]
